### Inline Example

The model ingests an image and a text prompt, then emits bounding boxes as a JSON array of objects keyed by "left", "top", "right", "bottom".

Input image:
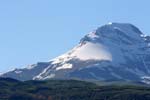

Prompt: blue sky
[{"left": 0, "top": 0, "right": 150, "bottom": 73}]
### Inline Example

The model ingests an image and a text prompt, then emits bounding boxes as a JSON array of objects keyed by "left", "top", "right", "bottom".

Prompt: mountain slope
[{"left": 1, "top": 23, "right": 150, "bottom": 83}]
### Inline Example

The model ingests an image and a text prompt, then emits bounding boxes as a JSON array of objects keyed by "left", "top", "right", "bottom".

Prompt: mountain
[{"left": 1, "top": 22, "right": 150, "bottom": 84}]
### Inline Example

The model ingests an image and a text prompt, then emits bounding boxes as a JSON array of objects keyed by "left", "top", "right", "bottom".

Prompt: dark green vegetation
[{"left": 0, "top": 78, "right": 150, "bottom": 100}]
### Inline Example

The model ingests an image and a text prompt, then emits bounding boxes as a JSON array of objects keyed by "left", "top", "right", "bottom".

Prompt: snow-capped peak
[
  {"left": 2, "top": 23, "right": 150, "bottom": 84},
  {"left": 81, "top": 23, "right": 143, "bottom": 44},
  {"left": 44, "top": 23, "right": 147, "bottom": 75}
]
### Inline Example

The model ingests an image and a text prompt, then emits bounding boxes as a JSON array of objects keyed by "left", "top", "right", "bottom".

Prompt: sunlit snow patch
[
  {"left": 72, "top": 42, "right": 112, "bottom": 61},
  {"left": 26, "top": 64, "right": 36, "bottom": 70},
  {"left": 108, "top": 22, "right": 112, "bottom": 25},
  {"left": 15, "top": 70, "right": 22, "bottom": 74},
  {"left": 56, "top": 63, "right": 72, "bottom": 71},
  {"left": 87, "top": 31, "right": 99, "bottom": 39},
  {"left": 141, "top": 76, "right": 150, "bottom": 84}
]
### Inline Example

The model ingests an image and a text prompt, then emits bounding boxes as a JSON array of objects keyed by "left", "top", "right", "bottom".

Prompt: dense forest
[{"left": 0, "top": 78, "right": 150, "bottom": 100}]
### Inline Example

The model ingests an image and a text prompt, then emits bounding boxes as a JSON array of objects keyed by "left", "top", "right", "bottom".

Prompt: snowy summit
[{"left": 1, "top": 23, "right": 150, "bottom": 84}]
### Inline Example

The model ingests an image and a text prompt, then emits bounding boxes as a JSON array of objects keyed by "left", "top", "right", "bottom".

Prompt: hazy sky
[{"left": 0, "top": 0, "right": 150, "bottom": 73}]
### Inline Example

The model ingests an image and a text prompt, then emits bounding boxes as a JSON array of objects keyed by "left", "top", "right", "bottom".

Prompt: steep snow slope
[{"left": 1, "top": 23, "right": 150, "bottom": 84}]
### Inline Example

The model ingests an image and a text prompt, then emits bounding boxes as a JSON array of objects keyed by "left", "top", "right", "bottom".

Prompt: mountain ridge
[{"left": 1, "top": 22, "right": 150, "bottom": 84}]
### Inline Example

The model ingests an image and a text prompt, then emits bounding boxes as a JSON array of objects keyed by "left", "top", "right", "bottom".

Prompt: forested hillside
[{"left": 0, "top": 78, "right": 150, "bottom": 100}]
